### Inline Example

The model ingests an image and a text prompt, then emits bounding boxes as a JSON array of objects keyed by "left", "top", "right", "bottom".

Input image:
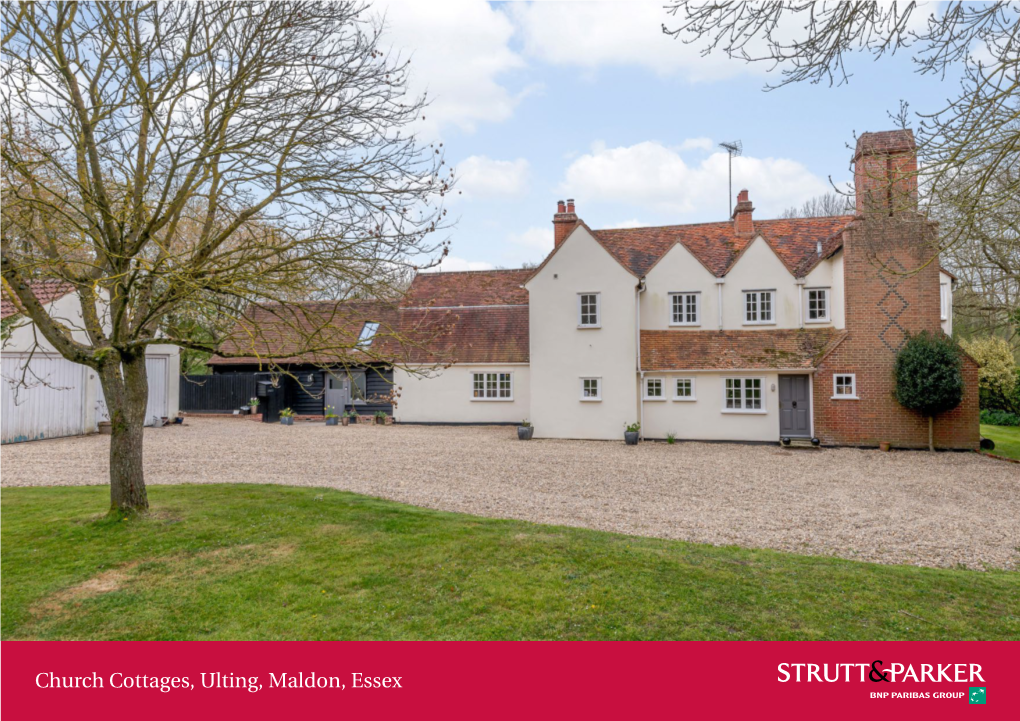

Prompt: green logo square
[{"left": 969, "top": 687, "right": 986, "bottom": 704}]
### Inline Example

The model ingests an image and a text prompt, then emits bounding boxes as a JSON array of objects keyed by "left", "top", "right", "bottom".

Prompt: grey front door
[
  {"left": 324, "top": 373, "right": 350, "bottom": 414},
  {"left": 778, "top": 375, "right": 811, "bottom": 437}
]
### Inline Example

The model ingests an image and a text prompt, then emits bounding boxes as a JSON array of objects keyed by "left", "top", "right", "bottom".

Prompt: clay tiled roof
[
  {"left": 403, "top": 269, "right": 530, "bottom": 307},
  {"left": 591, "top": 216, "right": 854, "bottom": 278},
  {"left": 641, "top": 328, "right": 847, "bottom": 371},
  {"left": 208, "top": 299, "right": 529, "bottom": 366},
  {"left": 1, "top": 280, "right": 77, "bottom": 320}
]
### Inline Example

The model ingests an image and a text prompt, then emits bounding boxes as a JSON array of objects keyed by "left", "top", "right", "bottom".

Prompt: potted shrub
[
  {"left": 325, "top": 405, "right": 339, "bottom": 426},
  {"left": 341, "top": 411, "right": 350, "bottom": 427},
  {"left": 346, "top": 410, "right": 358, "bottom": 424},
  {"left": 249, "top": 397, "right": 260, "bottom": 415},
  {"left": 374, "top": 410, "right": 388, "bottom": 425},
  {"left": 624, "top": 421, "right": 640, "bottom": 445},
  {"left": 518, "top": 418, "right": 534, "bottom": 440},
  {"left": 280, "top": 407, "right": 295, "bottom": 426}
]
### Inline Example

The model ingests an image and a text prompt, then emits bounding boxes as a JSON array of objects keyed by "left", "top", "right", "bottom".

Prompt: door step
[{"left": 781, "top": 438, "right": 820, "bottom": 449}]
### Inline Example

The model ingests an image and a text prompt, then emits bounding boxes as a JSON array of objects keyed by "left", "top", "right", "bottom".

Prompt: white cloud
[
  {"left": 502, "top": 226, "right": 554, "bottom": 265},
  {"left": 604, "top": 219, "right": 647, "bottom": 229},
  {"left": 678, "top": 137, "right": 714, "bottom": 152},
  {"left": 508, "top": 2, "right": 769, "bottom": 81},
  {"left": 455, "top": 156, "right": 530, "bottom": 199},
  {"left": 374, "top": 1, "right": 526, "bottom": 138},
  {"left": 424, "top": 255, "right": 495, "bottom": 273},
  {"left": 560, "top": 140, "right": 831, "bottom": 218}
]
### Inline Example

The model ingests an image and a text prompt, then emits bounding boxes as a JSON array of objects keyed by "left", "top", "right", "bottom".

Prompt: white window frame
[
  {"left": 722, "top": 377, "right": 766, "bottom": 414},
  {"left": 471, "top": 371, "right": 514, "bottom": 401},
  {"left": 668, "top": 292, "right": 701, "bottom": 326},
  {"left": 673, "top": 377, "right": 696, "bottom": 401},
  {"left": 580, "top": 377, "right": 602, "bottom": 401},
  {"left": 643, "top": 377, "right": 666, "bottom": 400},
  {"left": 578, "top": 292, "right": 601, "bottom": 329},
  {"left": 940, "top": 283, "right": 950, "bottom": 321},
  {"left": 743, "top": 290, "right": 776, "bottom": 325},
  {"left": 832, "top": 373, "right": 857, "bottom": 400},
  {"left": 805, "top": 287, "right": 830, "bottom": 323}
]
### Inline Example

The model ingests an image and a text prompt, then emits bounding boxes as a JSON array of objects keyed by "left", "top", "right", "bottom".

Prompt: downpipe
[{"left": 636, "top": 278, "right": 646, "bottom": 440}]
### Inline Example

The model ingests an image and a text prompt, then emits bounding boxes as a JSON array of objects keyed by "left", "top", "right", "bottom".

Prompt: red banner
[{"left": 2, "top": 641, "right": 1015, "bottom": 719}]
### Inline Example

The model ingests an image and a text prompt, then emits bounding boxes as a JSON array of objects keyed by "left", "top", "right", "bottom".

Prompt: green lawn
[
  {"left": 2, "top": 485, "right": 1017, "bottom": 641},
  {"left": 981, "top": 424, "right": 1020, "bottom": 461}
]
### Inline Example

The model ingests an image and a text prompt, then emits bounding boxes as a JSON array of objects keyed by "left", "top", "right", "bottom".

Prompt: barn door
[
  {"left": 1, "top": 354, "right": 87, "bottom": 443},
  {"left": 144, "top": 356, "right": 168, "bottom": 424}
]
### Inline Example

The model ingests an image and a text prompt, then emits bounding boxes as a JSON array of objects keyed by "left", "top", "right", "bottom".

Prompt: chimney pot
[
  {"left": 566, "top": 199, "right": 575, "bottom": 213},
  {"left": 553, "top": 197, "right": 579, "bottom": 249},
  {"left": 557, "top": 199, "right": 566, "bottom": 214}
]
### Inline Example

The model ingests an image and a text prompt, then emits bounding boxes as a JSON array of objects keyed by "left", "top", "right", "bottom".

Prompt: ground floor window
[
  {"left": 581, "top": 377, "right": 601, "bottom": 401},
  {"left": 644, "top": 377, "right": 664, "bottom": 399},
  {"left": 472, "top": 372, "right": 513, "bottom": 400},
  {"left": 832, "top": 374, "right": 856, "bottom": 399},
  {"left": 724, "top": 377, "right": 763, "bottom": 411},
  {"left": 674, "top": 377, "right": 695, "bottom": 400}
]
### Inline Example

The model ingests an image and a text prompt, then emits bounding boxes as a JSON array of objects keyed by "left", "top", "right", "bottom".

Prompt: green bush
[
  {"left": 980, "top": 409, "right": 1020, "bottom": 427},
  {"left": 894, "top": 331, "right": 965, "bottom": 450}
]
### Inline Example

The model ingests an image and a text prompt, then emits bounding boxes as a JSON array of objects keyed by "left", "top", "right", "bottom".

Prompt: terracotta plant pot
[
  {"left": 341, "top": 416, "right": 350, "bottom": 427},
  {"left": 518, "top": 426, "right": 534, "bottom": 440},
  {"left": 879, "top": 441, "right": 891, "bottom": 452}
]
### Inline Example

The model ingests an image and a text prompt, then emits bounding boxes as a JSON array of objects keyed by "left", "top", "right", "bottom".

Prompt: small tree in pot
[
  {"left": 518, "top": 419, "right": 534, "bottom": 440},
  {"left": 624, "top": 422, "right": 640, "bottom": 445},
  {"left": 894, "top": 331, "right": 965, "bottom": 451}
]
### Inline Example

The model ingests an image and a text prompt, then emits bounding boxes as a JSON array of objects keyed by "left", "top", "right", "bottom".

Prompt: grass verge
[
  {"left": 981, "top": 424, "right": 1020, "bottom": 461},
  {"left": 2, "top": 484, "right": 1017, "bottom": 640}
]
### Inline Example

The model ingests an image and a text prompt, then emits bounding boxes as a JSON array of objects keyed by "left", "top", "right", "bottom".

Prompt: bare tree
[
  {"left": 1, "top": 1, "right": 454, "bottom": 511},
  {"left": 664, "top": 2, "right": 1020, "bottom": 270},
  {"left": 779, "top": 191, "right": 853, "bottom": 218}
]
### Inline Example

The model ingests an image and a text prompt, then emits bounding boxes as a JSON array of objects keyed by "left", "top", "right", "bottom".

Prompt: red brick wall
[{"left": 814, "top": 218, "right": 979, "bottom": 449}]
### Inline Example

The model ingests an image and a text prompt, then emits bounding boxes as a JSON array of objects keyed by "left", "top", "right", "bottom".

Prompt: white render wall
[
  {"left": 526, "top": 227, "right": 640, "bottom": 440},
  {"left": 393, "top": 364, "right": 530, "bottom": 424},
  {"left": 640, "top": 236, "right": 844, "bottom": 333},
  {"left": 640, "top": 371, "right": 791, "bottom": 442}
]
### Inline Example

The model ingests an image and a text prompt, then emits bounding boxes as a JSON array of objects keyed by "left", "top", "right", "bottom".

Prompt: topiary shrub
[{"left": 894, "top": 331, "right": 965, "bottom": 451}]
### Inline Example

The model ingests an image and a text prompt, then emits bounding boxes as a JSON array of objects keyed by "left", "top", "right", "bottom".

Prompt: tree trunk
[
  {"left": 100, "top": 354, "right": 150, "bottom": 512},
  {"left": 928, "top": 416, "right": 934, "bottom": 452}
]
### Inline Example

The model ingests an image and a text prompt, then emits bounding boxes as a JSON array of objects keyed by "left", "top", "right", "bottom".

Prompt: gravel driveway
[{"left": 3, "top": 418, "right": 1018, "bottom": 569}]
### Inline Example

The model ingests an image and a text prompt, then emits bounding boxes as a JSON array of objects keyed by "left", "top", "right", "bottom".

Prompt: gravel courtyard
[{"left": 2, "top": 418, "right": 1018, "bottom": 569}]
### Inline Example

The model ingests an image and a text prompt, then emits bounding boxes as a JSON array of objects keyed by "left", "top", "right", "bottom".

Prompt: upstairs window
[
  {"left": 472, "top": 372, "right": 513, "bottom": 400},
  {"left": 578, "top": 293, "right": 601, "bottom": 328},
  {"left": 358, "top": 321, "right": 380, "bottom": 346},
  {"left": 743, "top": 291, "right": 774, "bottom": 325},
  {"left": 670, "top": 292, "right": 700, "bottom": 326},
  {"left": 724, "top": 377, "right": 763, "bottom": 411},
  {"left": 644, "top": 377, "right": 664, "bottom": 399},
  {"left": 940, "top": 284, "right": 950, "bottom": 321},
  {"left": 806, "top": 288, "right": 830, "bottom": 322}
]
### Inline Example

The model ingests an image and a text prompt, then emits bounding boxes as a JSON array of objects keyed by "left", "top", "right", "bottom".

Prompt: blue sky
[{"left": 378, "top": 1, "right": 961, "bottom": 270}]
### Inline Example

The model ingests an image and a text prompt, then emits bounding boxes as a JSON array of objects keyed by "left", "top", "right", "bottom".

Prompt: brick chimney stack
[
  {"left": 853, "top": 130, "right": 918, "bottom": 216},
  {"left": 732, "top": 189, "right": 754, "bottom": 235},
  {"left": 553, "top": 198, "right": 579, "bottom": 248}
]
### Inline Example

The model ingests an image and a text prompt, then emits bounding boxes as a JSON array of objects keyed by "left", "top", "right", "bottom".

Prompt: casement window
[
  {"left": 472, "top": 372, "right": 513, "bottom": 401},
  {"left": 805, "top": 288, "right": 830, "bottom": 322},
  {"left": 743, "top": 290, "right": 775, "bottom": 324},
  {"left": 674, "top": 377, "right": 696, "bottom": 401},
  {"left": 723, "top": 377, "right": 764, "bottom": 412},
  {"left": 832, "top": 374, "right": 857, "bottom": 399},
  {"left": 580, "top": 377, "right": 601, "bottom": 401},
  {"left": 644, "top": 377, "right": 665, "bottom": 400},
  {"left": 940, "top": 284, "right": 950, "bottom": 321},
  {"left": 669, "top": 292, "right": 700, "bottom": 326},
  {"left": 578, "top": 293, "right": 601, "bottom": 328},
  {"left": 358, "top": 321, "right": 380, "bottom": 346}
]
